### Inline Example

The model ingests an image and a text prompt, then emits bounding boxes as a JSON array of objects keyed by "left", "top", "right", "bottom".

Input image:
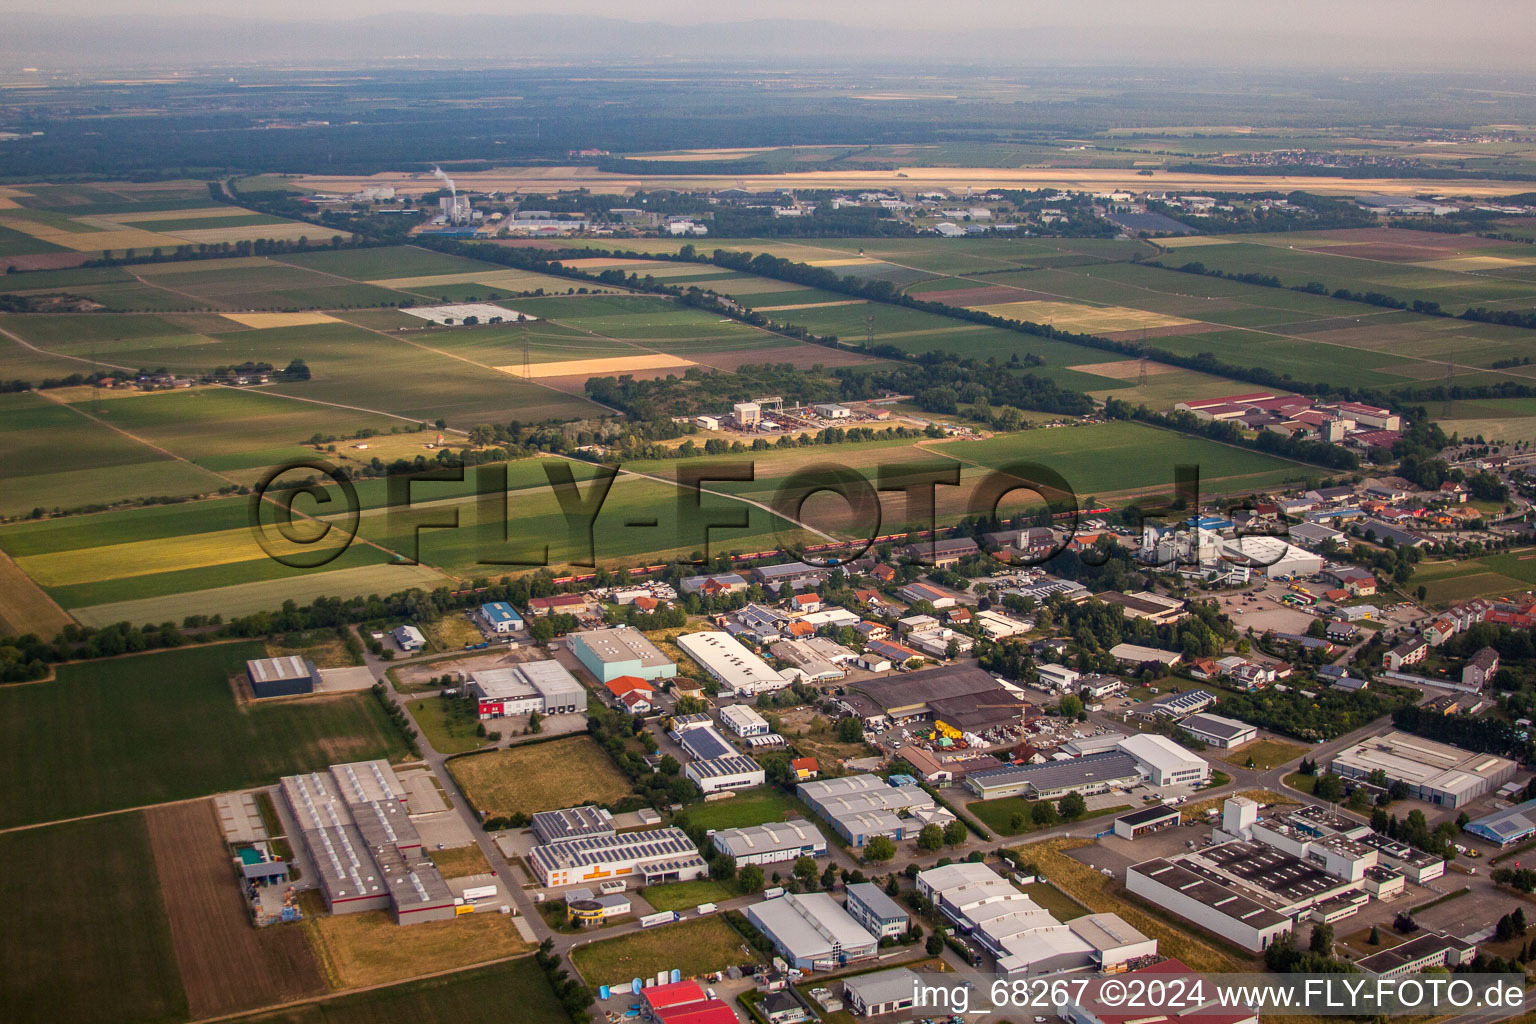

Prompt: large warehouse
[
  {"left": 745, "top": 892, "right": 878, "bottom": 970},
  {"left": 568, "top": 626, "right": 677, "bottom": 684},
  {"left": 527, "top": 827, "right": 708, "bottom": 888},
  {"left": 1126, "top": 857, "right": 1293, "bottom": 952},
  {"left": 712, "top": 820, "right": 828, "bottom": 866},
  {"left": 918, "top": 862, "right": 1155, "bottom": 975},
  {"left": 965, "top": 751, "right": 1143, "bottom": 800},
  {"left": 848, "top": 663, "right": 1011, "bottom": 727},
  {"left": 280, "top": 760, "right": 456, "bottom": 925},
  {"left": 246, "top": 656, "right": 320, "bottom": 699},
  {"left": 1180, "top": 712, "right": 1258, "bottom": 749},
  {"left": 1330, "top": 731, "right": 1516, "bottom": 807},
  {"left": 675, "top": 631, "right": 790, "bottom": 696},
  {"left": 798, "top": 774, "right": 945, "bottom": 845},
  {"left": 467, "top": 660, "right": 584, "bottom": 719}
]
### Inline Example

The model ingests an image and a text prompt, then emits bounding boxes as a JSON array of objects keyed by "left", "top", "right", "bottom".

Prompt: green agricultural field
[
  {"left": 65, "top": 561, "right": 449, "bottom": 628},
  {"left": 359, "top": 473, "right": 805, "bottom": 575},
  {"left": 226, "top": 957, "right": 570, "bottom": 1024},
  {"left": 274, "top": 245, "right": 503, "bottom": 281},
  {"left": 935, "top": 420, "right": 1302, "bottom": 500},
  {"left": 0, "top": 641, "right": 410, "bottom": 829},
  {"left": 1160, "top": 235, "right": 1536, "bottom": 313},
  {"left": 0, "top": 814, "right": 186, "bottom": 1024},
  {"left": 0, "top": 222, "right": 71, "bottom": 256},
  {"left": 66, "top": 386, "right": 403, "bottom": 465}
]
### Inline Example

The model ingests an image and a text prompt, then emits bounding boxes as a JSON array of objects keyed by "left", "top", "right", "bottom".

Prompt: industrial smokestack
[{"left": 431, "top": 165, "right": 456, "bottom": 199}]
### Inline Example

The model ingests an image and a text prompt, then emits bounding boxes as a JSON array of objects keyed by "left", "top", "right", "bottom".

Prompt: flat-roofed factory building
[
  {"left": 280, "top": 760, "right": 456, "bottom": 924},
  {"left": 1330, "top": 731, "right": 1516, "bottom": 807},
  {"left": 528, "top": 827, "right": 709, "bottom": 888},
  {"left": 712, "top": 820, "right": 827, "bottom": 866},
  {"left": 569, "top": 626, "right": 678, "bottom": 684},
  {"left": 247, "top": 655, "right": 319, "bottom": 699}
]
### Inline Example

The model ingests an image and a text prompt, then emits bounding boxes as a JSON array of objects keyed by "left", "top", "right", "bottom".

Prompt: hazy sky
[
  {"left": 0, "top": 0, "right": 1523, "bottom": 33},
  {"left": 4, "top": 0, "right": 1534, "bottom": 71}
]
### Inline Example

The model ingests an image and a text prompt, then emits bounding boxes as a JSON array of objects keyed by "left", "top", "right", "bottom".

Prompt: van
[
  {"left": 763, "top": 887, "right": 786, "bottom": 900},
  {"left": 696, "top": 902, "right": 718, "bottom": 915}
]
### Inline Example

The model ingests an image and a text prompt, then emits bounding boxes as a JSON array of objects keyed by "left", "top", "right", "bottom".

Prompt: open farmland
[
  {"left": 145, "top": 800, "right": 326, "bottom": 1018},
  {"left": 447, "top": 736, "right": 632, "bottom": 817},
  {"left": 0, "top": 641, "right": 409, "bottom": 829},
  {"left": 226, "top": 958, "right": 570, "bottom": 1024},
  {"left": 303, "top": 905, "right": 530, "bottom": 989},
  {"left": 0, "top": 814, "right": 187, "bottom": 1024}
]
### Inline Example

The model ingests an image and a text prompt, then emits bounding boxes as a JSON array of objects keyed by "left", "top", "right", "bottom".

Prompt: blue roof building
[
  {"left": 1464, "top": 798, "right": 1536, "bottom": 846},
  {"left": 479, "top": 601, "right": 524, "bottom": 633}
]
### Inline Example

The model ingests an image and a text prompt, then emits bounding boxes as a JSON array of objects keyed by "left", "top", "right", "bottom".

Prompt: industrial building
[
  {"left": 1138, "top": 688, "right": 1215, "bottom": 719},
  {"left": 844, "top": 882, "right": 909, "bottom": 939},
  {"left": 745, "top": 892, "right": 878, "bottom": 970},
  {"left": 246, "top": 656, "right": 319, "bottom": 699},
  {"left": 1330, "top": 731, "right": 1516, "bottom": 807},
  {"left": 478, "top": 601, "right": 524, "bottom": 633},
  {"left": 674, "top": 720, "right": 766, "bottom": 793},
  {"left": 1066, "top": 960, "right": 1259, "bottom": 1024},
  {"left": 530, "top": 805, "right": 615, "bottom": 846},
  {"left": 719, "top": 704, "right": 771, "bottom": 737},
  {"left": 918, "top": 862, "right": 1155, "bottom": 975},
  {"left": 568, "top": 626, "right": 677, "bottom": 684},
  {"left": 641, "top": 981, "right": 738, "bottom": 1024},
  {"left": 798, "top": 774, "right": 944, "bottom": 845},
  {"left": 846, "top": 663, "right": 1018, "bottom": 740},
  {"left": 842, "top": 968, "right": 920, "bottom": 1017},
  {"left": 1180, "top": 712, "right": 1257, "bottom": 749},
  {"left": 566, "top": 893, "right": 632, "bottom": 925},
  {"left": 467, "top": 660, "right": 584, "bottom": 719},
  {"left": 1113, "top": 805, "right": 1180, "bottom": 840},
  {"left": 1355, "top": 931, "right": 1477, "bottom": 977},
  {"left": 392, "top": 624, "right": 425, "bottom": 651},
  {"left": 279, "top": 760, "right": 456, "bottom": 924},
  {"left": 1356, "top": 833, "right": 1446, "bottom": 884},
  {"left": 1463, "top": 798, "right": 1536, "bottom": 846},
  {"left": 1125, "top": 856, "right": 1293, "bottom": 952},
  {"left": 711, "top": 820, "right": 827, "bottom": 866},
  {"left": 965, "top": 751, "right": 1143, "bottom": 800},
  {"left": 1108, "top": 643, "right": 1183, "bottom": 668},
  {"left": 676, "top": 630, "right": 790, "bottom": 696},
  {"left": 1117, "top": 733, "right": 1210, "bottom": 787},
  {"left": 527, "top": 827, "right": 708, "bottom": 888}
]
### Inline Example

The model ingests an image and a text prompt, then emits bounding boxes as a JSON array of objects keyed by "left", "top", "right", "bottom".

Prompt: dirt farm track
[{"left": 144, "top": 801, "right": 325, "bottom": 1017}]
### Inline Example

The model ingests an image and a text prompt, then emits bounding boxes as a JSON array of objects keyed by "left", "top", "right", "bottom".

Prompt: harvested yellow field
[
  {"left": 0, "top": 186, "right": 32, "bottom": 200},
  {"left": 1067, "top": 358, "right": 1181, "bottom": 380},
  {"left": 0, "top": 217, "right": 183, "bottom": 251},
  {"left": 1155, "top": 235, "right": 1239, "bottom": 248},
  {"left": 168, "top": 223, "right": 349, "bottom": 244},
  {"left": 496, "top": 353, "right": 694, "bottom": 378},
  {"left": 0, "top": 549, "right": 74, "bottom": 637},
  {"left": 967, "top": 299, "right": 1195, "bottom": 333},
  {"left": 16, "top": 524, "right": 352, "bottom": 588},
  {"left": 1414, "top": 254, "right": 1536, "bottom": 271},
  {"left": 0, "top": 198, "right": 19, "bottom": 210},
  {"left": 303, "top": 905, "right": 528, "bottom": 990},
  {"left": 754, "top": 299, "right": 869, "bottom": 311},
  {"left": 222, "top": 312, "right": 340, "bottom": 329},
  {"left": 806, "top": 257, "right": 884, "bottom": 267}
]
